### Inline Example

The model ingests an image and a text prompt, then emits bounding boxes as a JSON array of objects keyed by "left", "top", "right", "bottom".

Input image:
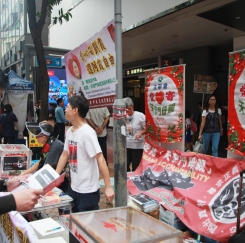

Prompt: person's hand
[
  {"left": 97, "top": 127, "right": 103, "bottom": 135},
  {"left": 220, "top": 130, "right": 223, "bottom": 136},
  {"left": 104, "top": 187, "right": 115, "bottom": 203},
  {"left": 135, "top": 132, "right": 142, "bottom": 140},
  {"left": 198, "top": 134, "right": 202, "bottom": 140},
  {"left": 12, "top": 188, "right": 44, "bottom": 212},
  {"left": 6, "top": 174, "right": 30, "bottom": 192}
]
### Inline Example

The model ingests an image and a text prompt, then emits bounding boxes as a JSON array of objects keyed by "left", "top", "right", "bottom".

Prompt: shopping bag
[{"left": 193, "top": 141, "right": 203, "bottom": 153}]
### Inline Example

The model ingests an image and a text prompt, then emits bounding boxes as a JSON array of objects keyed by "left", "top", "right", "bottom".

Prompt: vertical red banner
[
  {"left": 228, "top": 50, "right": 245, "bottom": 155},
  {"left": 145, "top": 65, "right": 185, "bottom": 143}
]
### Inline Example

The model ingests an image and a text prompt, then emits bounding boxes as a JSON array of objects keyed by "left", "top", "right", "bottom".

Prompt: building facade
[{"left": 49, "top": 0, "right": 245, "bottom": 113}]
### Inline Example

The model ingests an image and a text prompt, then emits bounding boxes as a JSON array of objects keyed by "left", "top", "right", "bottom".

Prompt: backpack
[{"left": 190, "top": 118, "right": 197, "bottom": 133}]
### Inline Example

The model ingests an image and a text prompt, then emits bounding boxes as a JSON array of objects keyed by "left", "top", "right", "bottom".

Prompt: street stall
[{"left": 4, "top": 71, "right": 35, "bottom": 140}]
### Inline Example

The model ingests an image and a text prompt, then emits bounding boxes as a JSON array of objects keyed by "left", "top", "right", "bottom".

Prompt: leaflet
[{"left": 12, "top": 164, "right": 65, "bottom": 194}]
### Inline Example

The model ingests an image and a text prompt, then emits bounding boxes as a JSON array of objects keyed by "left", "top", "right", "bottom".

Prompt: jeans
[
  {"left": 66, "top": 188, "right": 100, "bottom": 213},
  {"left": 202, "top": 132, "right": 220, "bottom": 157},
  {"left": 98, "top": 135, "right": 107, "bottom": 165}
]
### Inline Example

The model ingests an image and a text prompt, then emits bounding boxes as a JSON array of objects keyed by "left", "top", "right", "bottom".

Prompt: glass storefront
[{"left": 0, "top": 0, "right": 24, "bottom": 55}]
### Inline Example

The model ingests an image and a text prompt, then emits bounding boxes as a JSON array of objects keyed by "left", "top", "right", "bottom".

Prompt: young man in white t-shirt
[{"left": 56, "top": 96, "right": 114, "bottom": 212}]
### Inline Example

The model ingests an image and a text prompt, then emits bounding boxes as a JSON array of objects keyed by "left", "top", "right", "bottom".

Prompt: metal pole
[{"left": 113, "top": 0, "right": 127, "bottom": 207}]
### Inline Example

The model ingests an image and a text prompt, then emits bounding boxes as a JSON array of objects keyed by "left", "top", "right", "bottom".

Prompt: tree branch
[
  {"left": 37, "top": 0, "right": 49, "bottom": 31},
  {"left": 26, "top": 0, "right": 38, "bottom": 30}
]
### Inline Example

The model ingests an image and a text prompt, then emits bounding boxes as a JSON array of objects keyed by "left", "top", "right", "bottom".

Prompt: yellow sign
[{"left": 28, "top": 133, "right": 43, "bottom": 148}]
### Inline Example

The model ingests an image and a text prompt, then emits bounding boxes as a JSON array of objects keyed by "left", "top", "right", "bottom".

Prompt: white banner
[
  {"left": 5, "top": 93, "right": 28, "bottom": 137},
  {"left": 64, "top": 20, "right": 116, "bottom": 108}
]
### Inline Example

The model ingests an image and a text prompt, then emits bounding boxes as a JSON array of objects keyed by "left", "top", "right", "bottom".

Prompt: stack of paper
[
  {"left": 29, "top": 218, "right": 65, "bottom": 236},
  {"left": 129, "top": 192, "right": 159, "bottom": 213}
]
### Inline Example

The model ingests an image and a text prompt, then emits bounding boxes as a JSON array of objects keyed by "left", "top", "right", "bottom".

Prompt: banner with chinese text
[
  {"left": 145, "top": 65, "right": 184, "bottom": 143},
  {"left": 64, "top": 20, "right": 116, "bottom": 108},
  {"left": 127, "top": 140, "right": 245, "bottom": 243},
  {"left": 0, "top": 194, "right": 37, "bottom": 242},
  {"left": 228, "top": 49, "right": 245, "bottom": 155}
]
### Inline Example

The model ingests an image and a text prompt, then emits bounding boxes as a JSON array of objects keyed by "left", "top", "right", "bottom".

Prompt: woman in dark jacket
[{"left": 0, "top": 104, "right": 18, "bottom": 144}]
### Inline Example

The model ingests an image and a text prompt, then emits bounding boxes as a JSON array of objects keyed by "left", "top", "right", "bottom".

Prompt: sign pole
[{"left": 113, "top": 0, "right": 127, "bottom": 207}]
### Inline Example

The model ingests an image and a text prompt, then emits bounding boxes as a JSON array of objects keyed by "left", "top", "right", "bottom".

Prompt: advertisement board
[{"left": 48, "top": 68, "right": 68, "bottom": 107}]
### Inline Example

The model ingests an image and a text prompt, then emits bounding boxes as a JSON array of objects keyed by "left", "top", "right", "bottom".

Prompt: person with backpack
[
  {"left": 185, "top": 110, "right": 193, "bottom": 152},
  {"left": 198, "top": 95, "right": 223, "bottom": 157}
]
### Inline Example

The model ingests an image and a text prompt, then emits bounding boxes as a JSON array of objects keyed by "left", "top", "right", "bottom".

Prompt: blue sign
[{"left": 36, "top": 56, "right": 62, "bottom": 68}]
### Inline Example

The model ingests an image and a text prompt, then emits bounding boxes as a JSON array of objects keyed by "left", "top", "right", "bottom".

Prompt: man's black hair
[
  {"left": 0, "top": 69, "right": 9, "bottom": 89},
  {"left": 57, "top": 98, "right": 63, "bottom": 106},
  {"left": 68, "top": 95, "right": 89, "bottom": 118}
]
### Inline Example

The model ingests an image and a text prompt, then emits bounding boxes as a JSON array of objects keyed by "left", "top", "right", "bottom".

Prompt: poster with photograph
[
  {"left": 48, "top": 68, "right": 68, "bottom": 107},
  {"left": 193, "top": 74, "right": 218, "bottom": 94},
  {"left": 64, "top": 20, "right": 116, "bottom": 108},
  {"left": 3, "top": 156, "right": 27, "bottom": 171}
]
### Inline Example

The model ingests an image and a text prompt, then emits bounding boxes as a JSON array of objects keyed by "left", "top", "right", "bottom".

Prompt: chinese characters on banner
[
  {"left": 0, "top": 204, "right": 38, "bottom": 243},
  {"left": 145, "top": 65, "right": 184, "bottom": 143},
  {"left": 127, "top": 140, "right": 245, "bottom": 243},
  {"left": 228, "top": 49, "right": 245, "bottom": 155},
  {"left": 64, "top": 20, "right": 116, "bottom": 108}
]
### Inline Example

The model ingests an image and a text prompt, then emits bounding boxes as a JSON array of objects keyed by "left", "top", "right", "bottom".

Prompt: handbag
[{"left": 193, "top": 140, "right": 203, "bottom": 153}]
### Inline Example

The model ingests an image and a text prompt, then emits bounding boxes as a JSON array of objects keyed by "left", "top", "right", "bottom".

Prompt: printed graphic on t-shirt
[
  {"left": 68, "top": 140, "right": 78, "bottom": 173},
  {"left": 126, "top": 119, "right": 133, "bottom": 136}
]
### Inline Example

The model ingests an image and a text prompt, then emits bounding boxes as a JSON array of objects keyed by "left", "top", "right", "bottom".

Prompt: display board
[
  {"left": 64, "top": 20, "right": 116, "bottom": 108},
  {"left": 48, "top": 68, "right": 68, "bottom": 108},
  {"left": 144, "top": 65, "right": 185, "bottom": 144},
  {"left": 227, "top": 49, "right": 245, "bottom": 156}
]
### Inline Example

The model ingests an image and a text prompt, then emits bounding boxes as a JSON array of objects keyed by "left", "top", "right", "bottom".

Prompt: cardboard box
[
  {"left": 0, "top": 144, "right": 31, "bottom": 177},
  {"left": 159, "top": 204, "right": 186, "bottom": 230}
]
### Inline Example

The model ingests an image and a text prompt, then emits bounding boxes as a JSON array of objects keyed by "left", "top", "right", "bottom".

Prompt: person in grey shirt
[
  {"left": 124, "top": 97, "right": 146, "bottom": 172},
  {"left": 86, "top": 107, "right": 110, "bottom": 165},
  {"left": 23, "top": 121, "right": 64, "bottom": 174}
]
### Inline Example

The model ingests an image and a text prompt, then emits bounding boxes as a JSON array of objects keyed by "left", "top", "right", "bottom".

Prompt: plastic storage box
[
  {"left": 68, "top": 206, "right": 182, "bottom": 243},
  {"left": 0, "top": 144, "right": 31, "bottom": 177}
]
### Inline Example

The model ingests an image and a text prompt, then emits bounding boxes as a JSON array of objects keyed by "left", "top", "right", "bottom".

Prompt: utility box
[
  {"left": 0, "top": 144, "right": 31, "bottom": 178},
  {"left": 68, "top": 206, "right": 182, "bottom": 243}
]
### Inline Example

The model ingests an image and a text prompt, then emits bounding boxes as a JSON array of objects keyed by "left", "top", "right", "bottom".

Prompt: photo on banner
[
  {"left": 228, "top": 49, "right": 245, "bottom": 155},
  {"left": 64, "top": 20, "right": 116, "bottom": 108},
  {"left": 144, "top": 65, "right": 185, "bottom": 143}
]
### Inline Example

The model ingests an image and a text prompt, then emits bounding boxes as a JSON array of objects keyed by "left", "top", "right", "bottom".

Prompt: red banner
[
  {"left": 228, "top": 49, "right": 245, "bottom": 155},
  {"left": 145, "top": 66, "right": 184, "bottom": 143},
  {"left": 127, "top": 140, "right": 245, "bottom": 243}
]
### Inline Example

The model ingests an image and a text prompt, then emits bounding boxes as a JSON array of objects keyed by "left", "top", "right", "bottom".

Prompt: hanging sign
[
  {"left": 193, "top": 74, "right": 218, "bottom": 94},
  {"left": 227, "top": 49, "right": 245, "bottom": 155},
  {"left": 145, "top": 65, "right": 185, "bottom": 143},
  {"left": 64, "top": 20, "right": 116, "bottom": 108}
]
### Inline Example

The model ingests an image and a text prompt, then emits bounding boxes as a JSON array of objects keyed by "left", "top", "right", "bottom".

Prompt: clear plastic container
[{"left": 69, "top": 206, "right": 182, "bottom": 243}]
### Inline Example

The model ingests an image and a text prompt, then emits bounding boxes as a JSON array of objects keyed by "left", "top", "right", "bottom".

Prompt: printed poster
[
  {"left": 64, "top": 20, "right": 116, "bottom": 108},
  {"left": 228, "top": 49, "right": 245, "bottom": 155},
  {"left": 145, "top": 65, "right": 184, "bottom": 143},
  {"left": 193, "top": 74, "right": 218, "bottom": 94},
  {"left": 127, "top": 140, "right": 245, "bottom": 243}
]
